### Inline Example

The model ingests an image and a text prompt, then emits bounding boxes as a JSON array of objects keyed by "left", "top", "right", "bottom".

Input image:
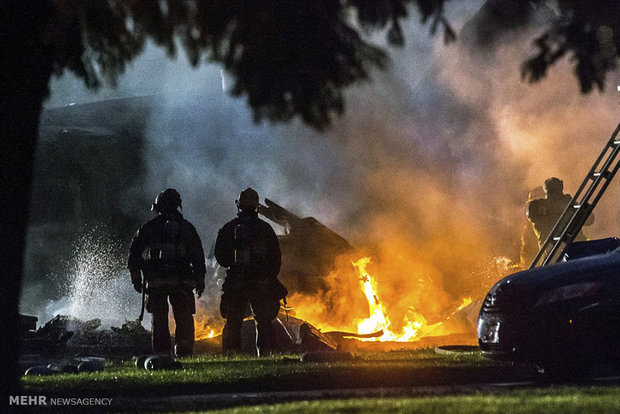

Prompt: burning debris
[
  {"left": 259, "top": 198, "right": 359, "bottom": 295},
  {"left": 21, "top": 194, "right": 481, "bottom": 367},
  {"left": 194, "top": 312, "right": 383, "bottom": 355},
  {"left": 198, "top": 197, "right": 480, "bottom": 353},
  {"left": 353, "top": 257, "right": 473, "bottom": 342}
]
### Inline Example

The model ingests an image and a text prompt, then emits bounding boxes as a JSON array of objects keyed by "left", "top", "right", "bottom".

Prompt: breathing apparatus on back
[
  {"left": 233, "top": 188, "right": 261, "bottom": 274},
  {"left": 146, "top": 189, "right": 188, "bottom": 276}
]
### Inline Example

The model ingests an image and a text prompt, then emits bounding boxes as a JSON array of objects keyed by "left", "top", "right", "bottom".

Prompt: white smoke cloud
[{"left": 34, "top": 1, "right": 620, "bottom": 334}]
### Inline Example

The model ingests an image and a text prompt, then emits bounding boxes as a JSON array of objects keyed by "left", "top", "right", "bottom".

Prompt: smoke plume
[{"left": 30, "top": 1, "right": 620, "bottom": 337}]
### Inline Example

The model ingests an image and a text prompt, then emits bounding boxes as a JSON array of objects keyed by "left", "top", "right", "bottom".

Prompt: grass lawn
[
  {"left": 21, "top": 349, "right": 502, "bottom": 396},
  {"left": 19, "top": 349, "right": 620, "bottom": 413},
  {"left": 205, "top": 387, "right": 620, "bottom": 414}
]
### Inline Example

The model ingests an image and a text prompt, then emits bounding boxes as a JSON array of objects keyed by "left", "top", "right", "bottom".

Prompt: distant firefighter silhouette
[
  {"left": 214, "top": 188, "right": 287, "bottom": 356},
  {"left": 128, "top": 189, "right": 206, "bottom": 357},
  {"left": 520, "top": 186, "right": 545, "bottom": 268},
  {"left": 526, "top": 177, "right": 593, "bottom": 249}
]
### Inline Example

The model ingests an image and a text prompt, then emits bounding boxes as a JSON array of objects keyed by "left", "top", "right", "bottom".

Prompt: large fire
[
  {"left": 353, "top": 257, "right": 471, "bottom": 342},
  {"left": 191, "top": 246, "right": 472, "bottom": 342},
  {"left": 195, "top": 257, "right": 471, "bottom": 342}
]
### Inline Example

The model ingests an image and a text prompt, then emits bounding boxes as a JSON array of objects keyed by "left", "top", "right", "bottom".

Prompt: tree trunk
[{"left": 1, "top": 1, "right": 53, "bottom": 404}]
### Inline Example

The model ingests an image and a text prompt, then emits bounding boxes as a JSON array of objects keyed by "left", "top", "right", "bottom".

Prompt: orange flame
[
  {"left": 188, "top": 253, "right": 475, "bottom": 344},
  {"left": 195, "top": 327, "right": 216, "bottom": 341},
  {"left": 193, "top": 313, "right": 221, "bottom": 341},
  {"left": 353, "top": 257, "right": 471, "bottom": 342}
]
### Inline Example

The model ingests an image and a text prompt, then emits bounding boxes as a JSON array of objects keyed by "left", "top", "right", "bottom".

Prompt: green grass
[
  {"left": 202, "top": 387, "right": 620, "bottom": 414},
  {"left": 19, "top": 350, "right": 620, "bottom": 413},
  {"left": 21, "top": 349, "right": 497, "bottom": 397},
  {"left": 21, "top": 349, "right": 509, "bottom": 398}
]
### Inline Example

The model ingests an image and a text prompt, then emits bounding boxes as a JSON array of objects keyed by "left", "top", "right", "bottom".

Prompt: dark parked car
[{"left": 478, "top": 238, "right": 620, "bottom": 374}]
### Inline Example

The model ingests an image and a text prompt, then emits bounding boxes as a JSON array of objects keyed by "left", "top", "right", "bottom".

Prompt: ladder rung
[{"left": 531, "top": 123, "right": 620, "bottom": 270}]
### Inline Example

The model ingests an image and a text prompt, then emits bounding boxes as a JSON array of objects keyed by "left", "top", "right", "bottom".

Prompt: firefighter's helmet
[
  {"left": 543, "top": 177, "right": 563, "bottom": 195},
  {"left": 236, "top": 187, "right": 260, "bottom": 210},
  {"left": 152, "top": 188, "right": 182, "bottom": 213}
]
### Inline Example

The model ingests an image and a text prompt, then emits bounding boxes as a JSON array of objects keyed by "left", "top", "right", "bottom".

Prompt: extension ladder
[{"left": 530, "top": 123, "right": 620, "bottom": 268}]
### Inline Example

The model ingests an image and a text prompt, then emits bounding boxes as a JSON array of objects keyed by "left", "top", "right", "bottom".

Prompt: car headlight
[{"left": 478, "top": 314, "right": 502, "bottom": 344}]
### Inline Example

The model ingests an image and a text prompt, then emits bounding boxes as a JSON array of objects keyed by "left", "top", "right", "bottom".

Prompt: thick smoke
[{"left": 32, "top": 1, "right": 620, "bottom": 337}]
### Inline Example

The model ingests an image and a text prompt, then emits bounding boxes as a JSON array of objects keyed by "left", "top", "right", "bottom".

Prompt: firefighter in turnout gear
[
  {"left": 214, "top": 188, "right": 287, "bottom": 355},
  {"left": 527, "top": 177, "right": 593, "bottom": 249},
  {"left": 128, "top": 189, "right": 206, "bottom": 357},
  {"left": 520, "top": 186, "right": 545, "bottom": 268}
]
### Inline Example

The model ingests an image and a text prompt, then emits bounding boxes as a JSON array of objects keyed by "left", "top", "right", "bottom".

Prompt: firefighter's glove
[
  {"left": 195, "top": 279, "right": 205, "bottom": 298},
  {"left": 130, "top": 270, "right": 142, "bottom": 293}
]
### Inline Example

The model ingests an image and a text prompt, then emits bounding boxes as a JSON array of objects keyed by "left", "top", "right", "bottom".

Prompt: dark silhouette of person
[
  {"left": 526, "top": 177, "right": 593, "bottom": 249},
  {"left": 520, "top": 186, "right": 545, "bottom": 268},
  {"left": 128, "top": 188, "right": 206, "bottom": 357},
  {"left": 214, "top": 187, "right": 287, "bottom": 355}
]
